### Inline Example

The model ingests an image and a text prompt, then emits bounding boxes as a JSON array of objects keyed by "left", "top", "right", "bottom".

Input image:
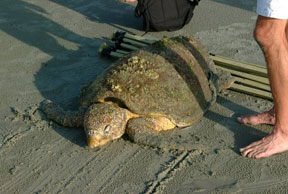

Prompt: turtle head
[{"left": 84, "top": 102, "right": 135, "bottom": 148}]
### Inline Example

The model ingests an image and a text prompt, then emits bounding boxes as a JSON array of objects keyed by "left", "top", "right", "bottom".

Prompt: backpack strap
[
  {"left": 183, "top": 1, "right": 197, "bottom": 25},
  {"left": 135, "top": 0, "right": 151, "bottom": 32},
  {"left": 188, "top": 0, "right": 200, "bottom": 6},
  {"left": 134, "top": 0, "right": 146, "bottom": 17}
]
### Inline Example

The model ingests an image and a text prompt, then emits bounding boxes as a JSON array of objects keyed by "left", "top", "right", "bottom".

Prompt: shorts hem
[{"left": 257, "top": 11, "right": 288, "bottom": 19}]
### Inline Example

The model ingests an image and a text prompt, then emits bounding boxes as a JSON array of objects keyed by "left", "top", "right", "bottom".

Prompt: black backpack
[{"left": 135, "top": 0, "right": 200, "bottom": 32}]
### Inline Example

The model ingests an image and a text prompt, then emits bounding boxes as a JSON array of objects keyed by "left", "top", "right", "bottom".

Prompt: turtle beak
[{"left": 87, "top": 134, "right": 110, "bottom": 148}]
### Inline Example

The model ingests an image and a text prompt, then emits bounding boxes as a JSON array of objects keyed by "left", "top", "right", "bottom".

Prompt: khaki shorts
[{"left": 257, "top": 0, "right": 288, "bottom": 19}]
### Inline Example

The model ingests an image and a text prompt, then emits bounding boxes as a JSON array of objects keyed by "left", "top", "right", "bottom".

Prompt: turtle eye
[{"left": 104, "top": 125, "right": 112, "bottom": 133}]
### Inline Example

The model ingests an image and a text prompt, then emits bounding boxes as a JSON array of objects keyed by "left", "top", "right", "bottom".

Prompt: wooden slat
[
  {"left": 216, "top": 66, "right": 270, "bottom": 85},
  {"left": 230, "top": 83, "right": 272, "bottom": 100},
  {"left": 119, "top": 43, "right": 139, "bottom": 51},
  {"left": 234, "top": 77, "right": 271, "bottom": 92},
  {"left": 116, "top": 49, "right": 130, "bottom": 55},
  {"left": 210, "top": 55, "right": 268, "bottom": 77},
  {"left": 210, "top": 54, "right": 266, "bottom": 69},
  {"left": 110, "top": 51, "right": 124, "bottom": 58},
  {"left": 123, "top": 38, "right": 150, "bottom": 48},
  {"left": 124, "top": 33, "right": 156, "bottom": 45}
]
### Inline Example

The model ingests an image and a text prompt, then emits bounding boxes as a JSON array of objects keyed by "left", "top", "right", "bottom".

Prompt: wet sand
[{"left": 1, "top": 0, "right": 288, "bottom": 193}]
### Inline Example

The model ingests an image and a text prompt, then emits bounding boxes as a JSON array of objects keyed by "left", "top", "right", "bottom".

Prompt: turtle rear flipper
[
  {"left": 126, "top": 117, "right": 207, "bottom": 151},
  {"left": 41, "top": 100, "right": 85, "bottom": 128}
]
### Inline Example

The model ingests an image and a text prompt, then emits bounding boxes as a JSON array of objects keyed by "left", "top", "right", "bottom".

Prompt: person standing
[{"left": 238, "top": 0, "right": 288, "bottom": 158}]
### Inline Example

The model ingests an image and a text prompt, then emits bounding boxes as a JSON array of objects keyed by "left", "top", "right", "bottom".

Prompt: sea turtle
[{"left": 42, "top": 35, "right": 234, "bottom": 150}]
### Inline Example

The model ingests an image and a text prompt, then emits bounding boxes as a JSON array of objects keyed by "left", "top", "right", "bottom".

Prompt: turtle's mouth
[{"left": 87, "top": 135, "right": 110, "bottom": 148}]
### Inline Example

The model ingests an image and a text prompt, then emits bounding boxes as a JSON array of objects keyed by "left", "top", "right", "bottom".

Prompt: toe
[
  {"left": 237, "top": 116, "right": 253, "bottom": 124},
  {"left": 240, "top": 140, "right": 262, "bottom": 152},
  {"left": 247, "top": 150, "right": 256, "bottom": 158},
  {"left": 241, "top": 147, "right": 253, "bottom": 157},
  {"left": 248, "top": 147, "right": 265, "bottom": 158},
  {"left": 240, "top": 141, "right": 264, "bottom": 157},
  {"left": 254, "top": 152, "right": 270, "bottom": 159},
  {"left": 237, "top": 117, "right": 245, "bottom": 123}
]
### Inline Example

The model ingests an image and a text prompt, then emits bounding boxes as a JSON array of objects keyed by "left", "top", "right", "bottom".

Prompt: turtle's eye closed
[
  {"left": 104, "top": 125, "right": 112, "bottom": 134},
  {"left": 86, "top": 125, "right": 112, "bottom": 138}
]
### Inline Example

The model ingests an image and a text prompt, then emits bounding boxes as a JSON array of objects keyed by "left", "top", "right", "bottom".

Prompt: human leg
[
  {"left": 240, "top": 16, "right": 288, "bottom": 158},
  {"left": 237, "top": 0, "right": 288, "bottom": 126}
]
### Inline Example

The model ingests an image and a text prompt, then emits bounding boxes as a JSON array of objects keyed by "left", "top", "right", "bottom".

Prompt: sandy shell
[{"left": 80, "top": 35, "right": 218, "bottom": 127}]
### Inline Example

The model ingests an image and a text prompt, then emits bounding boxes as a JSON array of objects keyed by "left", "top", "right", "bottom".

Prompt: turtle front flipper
[
  {"left": 41, "top": 100, "right": 85, "bottom": 128},
  {"left": 126, "top": 117, "right": 204, "bottom": 151}
]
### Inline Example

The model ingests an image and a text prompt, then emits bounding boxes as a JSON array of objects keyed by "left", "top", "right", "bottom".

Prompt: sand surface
[{"left": 1, "top": 0, "right": 288, "bottom": 193}]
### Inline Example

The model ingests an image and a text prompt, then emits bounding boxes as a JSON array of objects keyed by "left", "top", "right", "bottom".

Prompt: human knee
[
  {"left": 254, "top": 18, "right": 288, "bottom": 48},
  {"left": 254, "top": 26, "right": 274, "bottom": 48}
]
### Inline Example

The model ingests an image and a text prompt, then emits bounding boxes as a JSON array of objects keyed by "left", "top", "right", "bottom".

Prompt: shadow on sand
[
  {"left": 206, "top": 96, "right": 269, "bottom": 152},
  {"left": 0, "top": 0, "right": 268, "bottom": 151},
  {"left": 0, "top": 0, "right": 140, "bottom": 146}
]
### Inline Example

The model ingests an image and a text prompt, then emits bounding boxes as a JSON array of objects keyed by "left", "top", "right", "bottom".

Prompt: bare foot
[
  {"left": 237, "top": 107, "right": 275, "bottom": 125},
  {"left": 240, "top": 128, "right": 288, "bottom": 158}
]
